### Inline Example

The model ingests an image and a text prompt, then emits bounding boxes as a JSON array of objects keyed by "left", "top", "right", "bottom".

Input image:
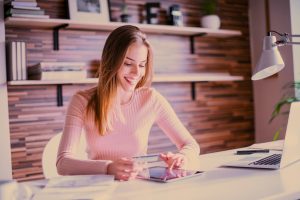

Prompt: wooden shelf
[
  {"left": 7, "top": 73, "right": 243, "bottom": 86},
  {"left": 153, "top": 73, "right": 243, "bottom": 82},
  {"left": 5, "top": 17, "right": 242, "bottom": 37},
  {"left": 8, "top": 78, "right": 97, "bottom": 86}
]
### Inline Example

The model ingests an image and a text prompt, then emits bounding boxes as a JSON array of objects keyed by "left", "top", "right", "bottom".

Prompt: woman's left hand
[{"left": 159, "top": 152, "right": 186, "bottom": 169}]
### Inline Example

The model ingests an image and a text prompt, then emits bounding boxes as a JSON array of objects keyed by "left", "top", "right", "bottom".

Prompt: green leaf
[
  {"left": 269, "top": 97, "right": 298, "bottom": 123},
  {"left": 202, "top": 0, "right": 217, "bottom": 15},
  {"left": 270, "top": 81, "right": 300, "bottom": 140},
  {"left": 273, "top": 128, "right": 282, "bottom": 141}
]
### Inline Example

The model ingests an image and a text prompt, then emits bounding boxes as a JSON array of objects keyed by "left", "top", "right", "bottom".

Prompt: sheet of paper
[
  {"left": 248, "top": 140, "right": 284, "bottom": 151},
  {"left": 32, "top": 175, "right": 117, "bottom": 200},
  {"left": 262, "top": 189, "right": 300, "bottom": 200}
]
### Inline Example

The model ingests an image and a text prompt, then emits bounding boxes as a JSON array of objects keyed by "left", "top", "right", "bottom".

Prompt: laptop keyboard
[{"left": 249, "top": 154, "right": 282, "bottom": 166}]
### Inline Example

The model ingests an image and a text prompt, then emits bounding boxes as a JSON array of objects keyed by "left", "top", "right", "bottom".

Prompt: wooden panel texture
[{"left": 5, "top": 0, "right": 253, "bottom": 181}]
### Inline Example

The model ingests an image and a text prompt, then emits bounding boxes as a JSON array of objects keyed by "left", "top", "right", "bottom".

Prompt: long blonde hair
[{"left": 86, "top": 25, "right": 153, "bottom": 136}]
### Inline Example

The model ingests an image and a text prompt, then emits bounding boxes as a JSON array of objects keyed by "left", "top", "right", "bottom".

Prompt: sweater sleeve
[
  {"left": 153, "top": 89, "right": 200, "bottom": 168},
  {"left": 56, "top": 93, "right": 112, "bottom": 175}
]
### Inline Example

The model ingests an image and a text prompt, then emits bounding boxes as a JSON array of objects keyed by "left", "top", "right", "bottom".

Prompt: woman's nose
[{"left": 130, "top": 65, "right": 139, "bottom": 75}]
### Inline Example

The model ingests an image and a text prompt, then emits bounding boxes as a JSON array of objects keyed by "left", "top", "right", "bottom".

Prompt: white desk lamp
[{"left": 252, "top": 31, "right": 300, "bottom": 80}]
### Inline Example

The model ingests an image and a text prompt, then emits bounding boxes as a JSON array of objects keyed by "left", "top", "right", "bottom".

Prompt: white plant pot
[{"left": 201, "top": 15, "right": 221, "bottom": 29}]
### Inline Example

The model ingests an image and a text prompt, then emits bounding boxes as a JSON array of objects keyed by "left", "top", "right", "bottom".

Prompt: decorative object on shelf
[
  {"left": 4, "top": 0, "right": 49, "bottom": 19},
  {"left": 120, "top": 1, "right": 131, "bottom": 22},
  {"left": 6, "top": 41, "right": 27, "bottom": 81},
  {"left": 68, "top": 0, "right": 110, "bottom": 23},
  {"left": 145, "top": 2, "right": 160, "bottom": 24},
  {"left": 27, "top": 62, "right": 87, "bottom": 81},
  {"left": 169, "top": 4, "right": 183, "bottom": 26},
  {"left": 251, "top": 31, "right": 300, "bottom": 80},
  {"left": 200, "top": 0, "right": 220, "bottom": 29}
]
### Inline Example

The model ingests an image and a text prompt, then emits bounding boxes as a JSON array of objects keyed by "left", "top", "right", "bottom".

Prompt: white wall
[
  {"left": 0, "top": 0, "right": 13, "bottom": 179},
  {"left": 249, "top": 0, "right": 299, "bottom": 142},
  {"left": 290, "top": 0, "right": 300, "bottom": 92}
]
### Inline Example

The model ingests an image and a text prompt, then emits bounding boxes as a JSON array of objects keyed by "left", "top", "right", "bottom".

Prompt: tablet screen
[{"left": 138, "top": 166, "right": 202, "bottom": 182}]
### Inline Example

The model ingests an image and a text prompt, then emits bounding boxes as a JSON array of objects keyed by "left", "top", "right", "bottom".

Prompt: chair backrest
[{"left": 42, "top": 132, "right": 87, "bottom": 178}]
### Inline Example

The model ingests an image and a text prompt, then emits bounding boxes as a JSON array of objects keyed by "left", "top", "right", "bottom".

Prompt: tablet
[{"left": 137, "top": 166, "right": 203, "bottom": 183}]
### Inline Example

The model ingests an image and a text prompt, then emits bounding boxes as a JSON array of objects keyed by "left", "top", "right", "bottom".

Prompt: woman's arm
[
  {"left": 153, "top": 90, "right": 200, "bottom": 168},
  {"left": 56, "top": 93, "right": 112, "bottom": 175}
]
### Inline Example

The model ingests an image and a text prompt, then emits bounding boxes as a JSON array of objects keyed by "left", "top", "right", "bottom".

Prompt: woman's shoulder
[
  {"left": 72, "top": 87, "right": 96, "bottom": 104},
  {"left": 136, "top": 87, "right": 158, "bottom": 96},
  {"left": 135, "top": 87, "right": 164, "bottom": 101}
]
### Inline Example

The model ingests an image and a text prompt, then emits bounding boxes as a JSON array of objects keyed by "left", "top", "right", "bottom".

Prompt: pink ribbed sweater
[{"left": 56, "top": 87, "right": 200, "bottom": 175}]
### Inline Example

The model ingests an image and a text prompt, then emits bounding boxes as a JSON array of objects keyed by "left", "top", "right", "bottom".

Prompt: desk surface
[
  {"left": 111, "top": 148, "right": 300, "bottom": 200},
  {"left": 27, "top": 141, "right": 300, "bottom": 200}
]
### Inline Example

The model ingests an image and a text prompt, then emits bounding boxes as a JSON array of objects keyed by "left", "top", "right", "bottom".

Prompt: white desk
[
  {"left": 24, "top": 142, "right": 300, "bottom": 200},
  {"left": 110, "top": 146, "right": 300, "bottom": 200}
]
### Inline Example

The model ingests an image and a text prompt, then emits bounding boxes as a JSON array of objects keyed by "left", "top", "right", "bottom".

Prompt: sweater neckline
[{"left": 121, "top": 90, "right": 136, "bottom": 107}]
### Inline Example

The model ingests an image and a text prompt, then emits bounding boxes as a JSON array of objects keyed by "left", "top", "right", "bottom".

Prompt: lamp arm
[
  {"left": 285, "top": 42, "right": 300, "bottom": 45},
  {"left": 288, "top": 34, "right": 300, "bottom": 37}
]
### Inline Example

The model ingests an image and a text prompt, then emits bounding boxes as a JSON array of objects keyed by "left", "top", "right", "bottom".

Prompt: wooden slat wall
[{"left": 5, "top": 0, "right": 253, "bottom": 181}]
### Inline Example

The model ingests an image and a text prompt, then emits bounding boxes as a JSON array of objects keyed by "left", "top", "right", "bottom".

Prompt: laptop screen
[{"left": 280, "top": 102, "right": 300, "bottom": 168}]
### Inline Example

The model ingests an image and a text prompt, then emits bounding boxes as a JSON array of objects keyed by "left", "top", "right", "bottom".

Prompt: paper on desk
[
  {"left": 32, "top": 175, "right": 117, "bottom": 200},
  {"left": 248, "top": 140, "right": 284, "bottom": 151},
  {"left": 261, "top": 189, "right": 300, "bottom": 200}
]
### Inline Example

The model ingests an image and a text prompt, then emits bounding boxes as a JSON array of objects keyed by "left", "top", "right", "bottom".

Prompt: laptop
[{"left": 223, "top": 102, "right": 300, "bottom": 169}]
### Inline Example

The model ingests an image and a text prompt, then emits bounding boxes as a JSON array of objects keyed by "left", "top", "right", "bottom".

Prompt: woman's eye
[
  {"left": 124, "top": 63, "right": 131, "bottom": 66},
  {"left": 139, "top": 65, "right": 145, "bottom": 68}
]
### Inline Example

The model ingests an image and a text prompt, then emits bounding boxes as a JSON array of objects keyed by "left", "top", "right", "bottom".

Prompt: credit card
[{"left": 132, "top": 154, "right": 161, "bottom": 162}]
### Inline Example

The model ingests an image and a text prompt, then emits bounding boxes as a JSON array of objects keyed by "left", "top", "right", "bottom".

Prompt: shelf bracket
[
  {"left": 57, "top": 84, "right": 63, "bottom": 107},
  {"left": 191, "top": 82, "right": 196, "bottom": 100},
  {"left": 53, "top": 24, "right": 68, "bottom": 51},
  {"left": 189, "top": 33, "right": 206, "bottom": 100},
  {"left": 190, "top": 33, "right": 207, "bottom": 54}
]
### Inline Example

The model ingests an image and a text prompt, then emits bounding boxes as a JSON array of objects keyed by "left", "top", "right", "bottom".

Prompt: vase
[{"left": 201, "top": 14, "right": 221, "bottom": 29}]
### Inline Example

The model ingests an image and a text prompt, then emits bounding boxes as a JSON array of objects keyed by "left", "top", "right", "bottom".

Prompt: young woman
[{"left": 56, "top": 25, "right": 200, "bottom": 181}]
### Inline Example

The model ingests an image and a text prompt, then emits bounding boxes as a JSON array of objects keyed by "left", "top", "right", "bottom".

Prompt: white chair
[{"left": 42, "top": 132, "right": 87, "bottom": 178}]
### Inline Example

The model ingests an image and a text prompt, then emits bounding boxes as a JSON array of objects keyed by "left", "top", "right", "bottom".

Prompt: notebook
[{"left": 222, "top": 102, "right": 300, "bottom": 169}]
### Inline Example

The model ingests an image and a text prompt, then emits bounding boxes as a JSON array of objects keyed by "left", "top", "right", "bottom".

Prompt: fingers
[
  {"left": 160, "top": 152, "right": 186, "bottom": 169},
  {"left": 108, "top": 157, "right": 140, "bottom": 181}
]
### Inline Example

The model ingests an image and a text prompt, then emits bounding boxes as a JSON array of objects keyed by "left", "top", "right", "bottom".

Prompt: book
[
  {"left": 5, "top": 41, "right": 17, "bottom": 81},
  {"left": 28, "top": 71, "right": 88, "bottom": 80},
  {"left": 16, "top": 41, "right": 22, "bottom": 80},
  {"left": 27, "top": 62, "right": 86, "bottom": 74},
  {"left": 12, "top": 0, "right": 37, "bottom": 2},
  {"left": 27, "top": 61, "right": 88, "bottom": 80},
  {"left": 11, "top": 5, "right": 41, "bottom": 10},
  {"left": 11, "top": 1, "right": 38, "bottom": 7},
  {"left": 8, "top": 13, "right": 50, "bottom": 18},
  {"left": 7, "top": 8, "right": 45, "bottom": 15},
  {"left": 21, "top": 41, "right": 27, "bottom": 80}
]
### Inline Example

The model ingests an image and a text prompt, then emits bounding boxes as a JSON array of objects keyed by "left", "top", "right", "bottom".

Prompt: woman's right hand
[{"left": 107, "top": 157, "right": 140, "bottom": 181}]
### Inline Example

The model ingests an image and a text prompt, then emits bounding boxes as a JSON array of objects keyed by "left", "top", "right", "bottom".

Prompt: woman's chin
[{"left": 122, "top": 85, "right": 136, "bottom": 92}]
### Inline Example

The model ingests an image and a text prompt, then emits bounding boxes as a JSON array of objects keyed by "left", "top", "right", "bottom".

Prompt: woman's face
[{"left": 117, "top": 42, "right": 148, "bottom": 92}]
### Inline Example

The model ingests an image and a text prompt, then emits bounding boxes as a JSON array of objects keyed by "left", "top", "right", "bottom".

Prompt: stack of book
[
  {"left": 6, "top": 41, "right": 27, "bottom": 81},
  {"left": 4, "top": 0, "right": 50, "bottom": 19},
  {"left": 27, "top": 62, "right": 87, "bottom": 81}
]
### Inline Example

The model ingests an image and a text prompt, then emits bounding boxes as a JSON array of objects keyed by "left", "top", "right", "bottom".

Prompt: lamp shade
[{"left": 251, "top": 36, "right": 285, "bottom": 80}]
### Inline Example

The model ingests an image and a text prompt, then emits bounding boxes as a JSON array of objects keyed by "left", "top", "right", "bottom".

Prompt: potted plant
[
  {"left": 269, "top": 82, "right": 300, "bottom": 140},
  {"left": 201, "top": 0, "right": 221, "bottom": 29}
]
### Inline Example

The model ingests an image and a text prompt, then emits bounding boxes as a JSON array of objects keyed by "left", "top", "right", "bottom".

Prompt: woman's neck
[{"left": 118, "top": 89, "right": 134, "bottom": 105}]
